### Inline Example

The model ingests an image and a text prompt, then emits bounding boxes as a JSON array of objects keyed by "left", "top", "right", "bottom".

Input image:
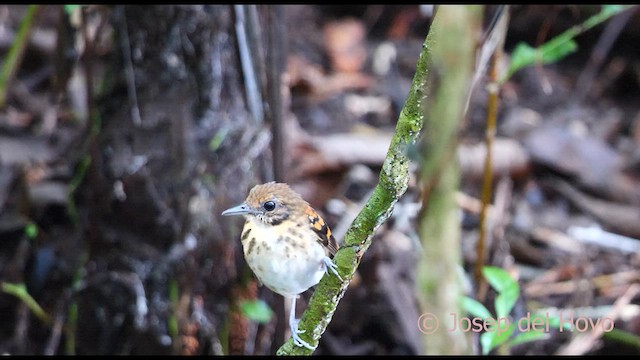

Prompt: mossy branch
[{"left": 276, "top": 11, "right": 432, "bottom": 357}]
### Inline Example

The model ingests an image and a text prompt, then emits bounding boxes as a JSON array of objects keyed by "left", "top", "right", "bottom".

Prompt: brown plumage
[
  {"left": 221, "top": 182, "right": 343, "bottom": 350},
  {"left": 243, "top": 182, "right": 338, "bottom": 256}
]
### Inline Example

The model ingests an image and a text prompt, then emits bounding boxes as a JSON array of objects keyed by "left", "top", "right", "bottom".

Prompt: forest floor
[{"left": 1, "top": 5, "right": 639, "bottom": 355}]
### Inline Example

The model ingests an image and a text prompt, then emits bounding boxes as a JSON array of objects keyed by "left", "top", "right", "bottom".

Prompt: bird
[{"left": 221, "top": 182, "right": 343, "bottom": 350}]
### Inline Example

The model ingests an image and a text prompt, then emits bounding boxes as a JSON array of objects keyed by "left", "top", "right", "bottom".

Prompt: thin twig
[
  {"left": 556, "top": 283, "right": 640, "bottom": 355},
  {"left": 574, "top": 6, "right": 637, "bottom": 102},
  {"left": 246, "top": 5, "right": 267, "bottom": 98},
  {"left": 568, "top": 225, "right": 640, "bottom": 254},
  {"left": 487, "top": 177, "right": 513, "bottom": 264},
  {"left": 44, "top": 301, "right": 66, "bottom": 355},
  {"left": 475, "top": 8, "right": 509, "bottom": 301},
  {"left": 1, "top": 282, "right": 52, "bottom": 324},
  {"left": 0, "top": 5, "right": 40, "bottom": 108},
  {"left": 267, "top": 5, "right": 285, "bottom": 182},
  {"left": 118, "top": 6, "right": 143, "bottom": 127},
  {"left": 234, "top": 4, "right": 264, "bottom": 125},
  {"left": 466, "top": 5, "right": 508, "bottom": 113},
  {"left": 525, "top": 270, "right": 639, "bottom": 297}
]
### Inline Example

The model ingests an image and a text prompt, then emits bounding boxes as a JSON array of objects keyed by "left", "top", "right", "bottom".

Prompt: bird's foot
[
  {"left": 290, "top": 318, "right": 314, "bottom": 350},
  {"left": 322, "top": 256, "right": 343, "bottom": 282}
]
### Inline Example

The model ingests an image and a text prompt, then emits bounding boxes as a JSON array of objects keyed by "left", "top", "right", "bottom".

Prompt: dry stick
[
  {"left": 457, "top": 191, "right": 495, "bottom": 217},
  {"left": 13, "top": 303, "right": 30, "bottom": 354},
  {"left": 43, "top": 302, "right": 66, "bottom": 355},
  {"left": 267, "top": 5, "right": 285, "bottom": 183},
  {"left": 556, "top": 283, "right": 640, "bottom": 355},
  {"left": 525, "top": 270, "right": 640, "bottom": 298},
  {"left": 246, "top": 5, "right": 266, "bottom": 96},
  {"left": 234, "top": 4, "right": 264, "bottom": 126},
  {"left": 118, "top": 6, "right": 143, "bottom": 127},
  {"left": 465, "top": 5, "right": 508, "bottom": 114},
  {"left": 475, "top": 8, "right": 509, "bottom": 301},
  {"left": 549, "top": 179, "right": 640, "bottom": 239},
  {"left": 486, "top": 177, "right": 513, "bottom": 266},
  {"left": 574, "top": 6, "right": 637, "bottom": 102}
]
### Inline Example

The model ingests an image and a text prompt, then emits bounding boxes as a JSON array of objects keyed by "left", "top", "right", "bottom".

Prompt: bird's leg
[
  {"left": 288, "top": 295, "right": 314, "bottom": 350},
  {"left": 322, "top": 256, "right": 343, "bottom": 282}
]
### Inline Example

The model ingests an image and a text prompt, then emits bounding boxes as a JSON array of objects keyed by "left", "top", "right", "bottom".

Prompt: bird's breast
[{"left": 240, "top": 218, "right": 326, "bottom": 297}]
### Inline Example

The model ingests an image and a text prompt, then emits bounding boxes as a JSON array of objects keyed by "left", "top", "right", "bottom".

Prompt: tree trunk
[{"left": 75, "top": 5, "right": 271, "bottom": 354}]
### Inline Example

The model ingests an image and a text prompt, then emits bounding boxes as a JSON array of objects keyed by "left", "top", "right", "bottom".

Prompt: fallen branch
[
  {"left": 292, "top": 132, "right": 530, "bottom": 181},
  {"left": 556, "top": 283, "right": 640, "bottom": 355}
]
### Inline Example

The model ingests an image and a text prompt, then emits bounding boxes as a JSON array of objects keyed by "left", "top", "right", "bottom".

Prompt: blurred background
[{"left": 0, "top": 4, "right": 639, "bottom": 355}]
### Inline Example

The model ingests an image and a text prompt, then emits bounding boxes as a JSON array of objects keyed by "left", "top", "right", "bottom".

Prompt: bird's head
[{"left": 221, "top": 182, "right": 305, "bottom": 225}]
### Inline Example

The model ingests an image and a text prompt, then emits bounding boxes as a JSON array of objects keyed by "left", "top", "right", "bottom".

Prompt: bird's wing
[{"left": 305, "top": 206, "right": 338, "bottom": 257}]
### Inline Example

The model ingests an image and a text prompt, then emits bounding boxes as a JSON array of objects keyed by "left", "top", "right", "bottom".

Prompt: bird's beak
[{"left": 221, "top": 203, "right": 253, "bottom": 216}]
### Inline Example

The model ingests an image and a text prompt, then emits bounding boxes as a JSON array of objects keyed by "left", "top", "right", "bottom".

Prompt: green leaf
[
  {"left": 168, "top": 279, "right": 179, "bottom": 339},
  {"left": 601, "top": 5, "right": 625, "bottom": 18},
  {"left": 240, "top": 299, "right": 273, "bottom": 324},
  {"left": 480, "top": 323, "right": 514, "bottom": 355},
  {"left": 507, "top": 42, "right": 537, "bottom": 78},
  {"left": 24, "top": 222, "right": 38, "bottom": 239},
  {"left": 209, "top": 127, "right": 229, "bottom": 152},
  {"left": 538, "top": 35, "right": 578, "bottom": 64},
  {"left": 2, "top": 282, "right": 51, "bottom": 323},
  {"left": 494, "top": 284, "right": 519, "bottom": 318},
  {"left": 480, "top": 330, "right": 497, "bottom": 355},
  {"left": 492, "top": 322, "right": 515, "bottom": 350},
  {"left": 460, "top": 296, "right": 493, "bottom": 319},
  {"left": 483, "top": 266, "right": 518, "bottom": 293},
  {"left": 503, "top": 4, "right": 636, "bottom": 83},
  {"left": 507, "top": 329, "right": 550, "bottom": 348},
  {"left": 64, "top": 5, "right": 81, "bottom": 15},
  {"left": 506, "top": 37, "right": 577, "bottom": 81}
]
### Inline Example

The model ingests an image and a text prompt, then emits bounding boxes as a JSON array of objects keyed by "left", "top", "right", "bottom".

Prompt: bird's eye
[{"left": 263, "top": 201, "right": 276, "bottom": 212}]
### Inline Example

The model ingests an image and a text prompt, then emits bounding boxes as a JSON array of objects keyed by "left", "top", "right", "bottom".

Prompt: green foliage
[
  {"left": 483, "top": 266, "right": 519, "bottom": 320},
  {"left": 503, "top": 5, "right": 636, "bottom": 82},
  {"left": 240, "top": 299, "right": 273, "bottom": 324},
  {"left": 67, "top": 153, "right": 91, "bottom": 224},
  {"left": 24, "top": 222, "right": 38, "bottom": 239},
  {"left": 168, "top": 279, "right": 180, "bottom": 341},
  {"left": 0, "top": 5, "right": 39, "bottom": 108},
  {"left": 461, "top": 266, "right": 574, "bottom": 355},
  {"left": 1, "top": 282, "right": 51, "bottom": 324},
  {"left": 209, "top": 127, "right": 229, "bottom": 152},
  {"left": 460, "top": 296, "right": 492, "bottom": 319},
  {"left": 66, "top": 302, "right": 78, "bottom": 355},
  {"left": 470, "top": 266, "right": 519, "bottom": 355},
  {"left": 64, "top": 5, "right": 82, "bottom": 15}
]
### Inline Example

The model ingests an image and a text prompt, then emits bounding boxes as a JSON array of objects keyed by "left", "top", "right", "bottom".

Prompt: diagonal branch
[{"left": 276, "top": 11, "right": 434, "bottom": 357}]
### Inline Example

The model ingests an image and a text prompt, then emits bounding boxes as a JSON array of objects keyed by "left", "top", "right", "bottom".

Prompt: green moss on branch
[{"left": 276, "top": 16, "right": 433, "bottom": 356}]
